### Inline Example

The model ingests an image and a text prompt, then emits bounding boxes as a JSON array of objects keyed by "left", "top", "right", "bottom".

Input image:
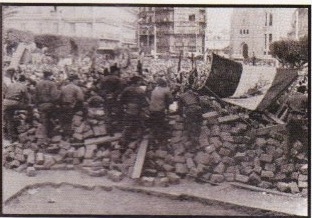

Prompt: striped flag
[{"left": 197, "top": 53, "right": 298, "bottom": 111}]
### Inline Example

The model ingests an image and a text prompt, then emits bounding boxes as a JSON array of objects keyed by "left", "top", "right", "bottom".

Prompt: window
[
  {"left": 269, "top": 34, "right": 272, "bottom": 43},
  {"left": 264, "top": 34, "right": 267, "bottom": 48},
  {"left": 269, "top": 13, "right": 273, "bottom": 26},
  {"left": 189, "top": 14, "right": 195, "bottom": 22},
  {"left": 243, "top": 30, "right": 245, "bottom": 34},
  {"left": 240, "top": 29, "right": 242, "bottom": 34},
  {"left": 264, "top": 51, "right": 266, "bottom": 55},
  {"left": 265, "top": 12, "right": 267, "bottom": 26},
  {"left": 246, "top": 29, "right": 249, "bottom": 34}
]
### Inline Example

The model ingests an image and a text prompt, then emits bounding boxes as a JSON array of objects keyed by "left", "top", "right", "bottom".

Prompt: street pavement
[{"left": 2, "top": 169, "right": 308, "bottom": 216}]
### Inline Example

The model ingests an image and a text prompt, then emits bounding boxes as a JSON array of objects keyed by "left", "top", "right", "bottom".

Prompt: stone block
[
  {"left": 15, "top": 154, "right": 26, "bottom": 163},
  {"left": 155, "top": 177, "right": 170, "bottom": 187},
  {"left": 210, "top": 174, "right": 225, "bottom": 183},
  {"left": 219, "top": 148, "right": 231, "bottom": 156},
  {"left": 26, "top": 167, "right": 37, "bottom": 177},
  {"left": 259, "top": 154, "right": 273, "bottom": 163},
  {"left": 186, "top": 158, "right": 196, "bottom": 169},
  {"left": 258, "top": 181, "right": 273, "bottom": 189},
  {"left": 301, "top": 188, "right": 308, "bottom": 197},
  {"left": 44, "top": 155, "right": 56, "bottom": 168},
  {"left": 73, "top": 158, "right": 80, "bottom": 165},
  {"left": 194, "top": 152, "right": 211, "bottom": 165},
  {"left": 277, "top": 182, "right": 289, "bottom": 192},
  {"left": 51, "top": 135, "right": 62, "bottom": 143},
  {"left": 222, "top": 157, "right": 235, "bottom": 166},
  {"left": 205, "top": 145, "right": 216, "bottom": 154},
  {"left": 289, "top": 182, "right": 300, "bottom": 194},
  {"left": 255, "top": 138, "right": 266, "bottom": 147},
  {"left": 274, "top": 173, "right": 287, "bottom": 181},
  {"left": 234, "top": 152, "right": 247, "bottom": 162},
  {"left": 173, "top": 155, "right": 186, "bottom": 164},
  {"left": 140, "top": 177, "right": 155, "bottom": 187},
  {"left": 54, "top": 154, "right": 64, "bottom": 163},
  {"left": 214, "top": 162, "right": 226, "bottom": 174},
  {"left": 166, "top": 172, "right": 181, "bottom": 184},
  {"left": 202, "top": 111, "right": 219, "bottom": 120},
  {"left": 83, "top": 129, "right": 94, "bottom": 138},
  {"left": 189, "top": 167, "right": 200, "bottom": 177},
  {"left": 27, "top": 151, "right": 35, "bottom": 165},
  {"left": 77, "top": 146, "right": 86, "bottom": 158},
  {"left": 261, "top": 170, "right": 274, "bottom": 179},
  {"left": 163, "top": 164, "right": 175, "bottom": 172},
  {"left": 143, "top": 169, "right": 158, "bottom": 177},
  {"left": 211, "top": 151, "right": 222, "bottom": 164},
  {"left": 210, "top": 125, "right": 221, "bottom": 136},
  {"left": 10, "top": 160, "right": 21, "bottom": 168},
  {"left": 73, "top": 133, "right": 84, "bottom": 141},
  {"left": 155, "top": 150, "right": 168, "bottom": 158},
  {"left": 281, "top": 164, "right": 295, "bottom": 173},
  {"left": 110, "top": 150, "right": 121, "bottom": 162},
  {"left": 226, "top": 166, "right": 237, "bottom": 174},
  {"left": 15, "top": 164, "right": 27, "bottom": 172},
  {"left": 209, "top": 137, "right": 222, "bottom": 148},
  {"left": 235, "top": 174, "right": 249, "bottom": 183},
  {"left": 102, "top": 158, "right": 111, "bottom": 167},
  {"left": 220, "top": 132, "right": 234, "bottom": 142},
  {"left": 249, "top": 172, "right": 261, "bottom": 185},
  {"left": 298, "top": 174, "right": 308, "bottom": 181},
  {"left": 264, "top": 163, "right": 276, "bottom": 172},
  {"left": 298, "top": 181, "right": 308, "bottom": 188},
  {"left": 224, "top": 173, "right": 235, "bottom": 182},
  {"left": 175, "top": 163, "right": 188, "bottom": 175},
  {"left": 300, "top": 164, "right": 308, "bottom": 175},
  {"left": 241, "top": 166, "right": 253, "bottom": 176},
  {"left": 107, "top": 170, "right": 123, "bottom": 182}
]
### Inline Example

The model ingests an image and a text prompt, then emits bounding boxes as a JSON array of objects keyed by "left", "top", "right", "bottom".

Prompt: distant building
[
  {"left": 138, "top": 7, "right": 206, "bottom": 57},
  {"left": 3, "top": 6, "right": 138, "bottom": 52},
  {"left": 229, "top": 8, "right": 295, "bottom": 60},
  {"left": 288, "top": 8, "right": 308, "bottom": 40}
]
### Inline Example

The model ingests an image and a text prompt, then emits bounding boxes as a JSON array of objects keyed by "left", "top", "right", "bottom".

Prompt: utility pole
[{"left": 153, "top": 8, "right": 157, "bottom": 59}]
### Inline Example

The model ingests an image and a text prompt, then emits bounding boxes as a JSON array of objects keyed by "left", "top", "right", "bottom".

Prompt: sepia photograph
[{"left": 1, "top": 2, "right": 310, "bottom": 216}]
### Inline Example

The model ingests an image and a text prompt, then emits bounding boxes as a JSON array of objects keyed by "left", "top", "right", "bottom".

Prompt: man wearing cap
[
  {"left": 35, "top": 70, "right": 59, "bottom": 138},
  {"left": 149, "top": 78, "right": 173, "bottom": 145},
  {"left": 59, "top": 74, "right": 84, "bottom": 138},
  {"left": 178, "top": 86, "right": 203, "bottom": 149},
  {"left": 118, "top": 76, "right": 149, "bottom": 146},
  {"left": 3, "top": 75, "right": 30, "bottom": 141}
]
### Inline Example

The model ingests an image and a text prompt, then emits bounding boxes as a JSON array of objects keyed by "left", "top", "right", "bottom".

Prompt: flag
[
  {"left": 197, "top": 53, "right": 243, "bottom": 98},
  {"left": 223, "top": 66, "right": 298, "bottom": 111},
  {"left": 197, "top": 54, "right": 298, "bottom": 111}
]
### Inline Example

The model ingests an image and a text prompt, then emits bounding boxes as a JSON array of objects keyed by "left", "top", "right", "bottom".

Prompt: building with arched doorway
[{"left": 229, "top": 8, "right": 295, "bottom": 61}]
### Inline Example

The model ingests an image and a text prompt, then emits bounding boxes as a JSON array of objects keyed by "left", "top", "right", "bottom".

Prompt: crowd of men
[
  {"left": 3, "top": 59, "right": 206, "bottom": 152},
  {"left": 3, "top": 54, "right": 308, "bottom": 156}
]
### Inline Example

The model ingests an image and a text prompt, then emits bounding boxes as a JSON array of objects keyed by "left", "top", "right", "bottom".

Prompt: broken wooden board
[
  {"left": 131, "top": 138, "right": 149, "bottom": 179},
  {"left": 217, "top": 114, "right": 240, "bottom": 123},
  {"left": 248, "top": 124, "right": 286, "bottom": 137},
  {"left": 265, "top": 112, "right": 285, "bottom": 125},
  {"left": 230, "top": 182, "right": 296, "bottom": 197},
  {"left": 84, "top": 133, "right": 122, "bottom": 146}
]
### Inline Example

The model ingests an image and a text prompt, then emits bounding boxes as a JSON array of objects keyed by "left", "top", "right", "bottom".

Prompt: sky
[{"left": 206, "top": 8, "right": 233, "bottom": 33}]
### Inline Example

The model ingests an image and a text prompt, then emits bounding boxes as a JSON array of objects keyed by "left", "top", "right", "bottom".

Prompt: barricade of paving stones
[{"left": 3, "top": 108, "right": 308, "bottom": 196}]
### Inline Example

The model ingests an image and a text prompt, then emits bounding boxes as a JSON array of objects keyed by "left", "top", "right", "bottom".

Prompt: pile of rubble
[{"left": 3, "top": 108, "right": 308, "bottom": 196}]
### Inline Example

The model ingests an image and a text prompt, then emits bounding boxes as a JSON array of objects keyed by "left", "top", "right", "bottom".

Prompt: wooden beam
[
  {"left": 265, "top": 112, "right": 285, "bottom": 125},
  {"left": 84, "top": 133, "right": 122, "bottom": 146},
  {"left": 248, "top": 124, "right": 286, "bottom": 136},
  {"left": 131, "top": 138, "right": 149, "bottom": 179}
]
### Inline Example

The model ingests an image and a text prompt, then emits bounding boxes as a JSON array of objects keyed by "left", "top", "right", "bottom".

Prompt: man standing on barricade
[
  {"left": 118, "top": 76, "right": 149, "bottom": 147},
  {"left": 3, "top": 75, "right": 30, "bottom": 142},
  {"left": 149, "top": 78, "right": 173, "bottom": 146},
  {"left": 100, "top": 71, "right": 126, "bottom": 135},
  {"left": 178, "top": 85, "right": 203, "bottom": 150},
  {"left": 35, "top": 70, "right": 59, "bottom": 138},
  {"left": 59, "top": 74, "right": 84, "bottom": 140}
]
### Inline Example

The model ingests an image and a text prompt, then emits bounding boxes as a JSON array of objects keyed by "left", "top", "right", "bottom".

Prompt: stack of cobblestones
[{"left": 3, "top": 109, "right": 308, "bottom": 196}]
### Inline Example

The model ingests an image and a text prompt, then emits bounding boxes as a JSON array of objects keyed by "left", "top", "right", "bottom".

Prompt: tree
[{"left": 269, "top": 35, "right": 308, "bottom": 69}]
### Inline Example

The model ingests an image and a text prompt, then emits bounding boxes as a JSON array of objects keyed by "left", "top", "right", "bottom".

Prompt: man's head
[
  {"left": 156, "top": 78, "right": 167, "bottom": 87},
  {"left": 68, "top": 74, "right": 79, "bottom": 82},
  {"left": 129, "top": 76, "right": 143, "bottom": 86},
  {"left": 18, "top": 74, "right": 27, "bottom": 82}
]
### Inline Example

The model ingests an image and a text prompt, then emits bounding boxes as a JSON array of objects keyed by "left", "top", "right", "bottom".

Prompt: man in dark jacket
[
  {"left": 59, "top": 74, "right": 84, "bottom": 138},
  {"left": 36, "top": 71, "right": 59, "bottom": 138},
  {"left": 3, "top": 75, "right": 30, "bottom": 141},
  {"left": 178, "top": 86, "right": 203, "bottom": 149},
  {"left": 149, "top": 78, "right": 173, "bottom": 145},
  {"left": 118, "top": 76, "right": 149, "bottom": 146}
]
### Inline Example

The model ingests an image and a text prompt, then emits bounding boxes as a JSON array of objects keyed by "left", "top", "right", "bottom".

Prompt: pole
[{"left": 153, "top": 9, "right": 157, "bottom": 59}]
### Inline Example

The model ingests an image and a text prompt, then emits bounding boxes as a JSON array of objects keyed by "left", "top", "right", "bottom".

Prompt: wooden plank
[
  {"left": 218, "top": 114, "right": 240, "bottom": 123},
  {"left": 265, "top": 112, "right": 285, "bottom": 125},
  {"left": 84, "top": 133, "right": 122, "bottom": 145},
  {"left": 230, "top": 182, "right": 297, "bottom": 197},
  {"left": 248, "top": 124, "right": 286, "bottom": 136},
  {"left": 131, "top": 138, "right": 149, "bottom": 179}
]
